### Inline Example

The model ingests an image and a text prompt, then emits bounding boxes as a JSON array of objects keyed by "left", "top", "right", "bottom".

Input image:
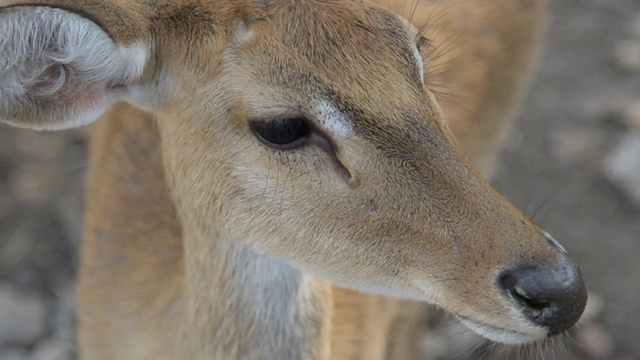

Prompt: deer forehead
[
  {"left": 173, "top": 5, "right": 430, "bottom": 139},
  {"left": 226, "top": 2, "right": 425, "bottom": 80}
]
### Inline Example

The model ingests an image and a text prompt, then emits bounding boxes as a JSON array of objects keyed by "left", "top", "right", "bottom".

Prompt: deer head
[{"left": 0, "top": 0, "right": 586, "bottom": 344}]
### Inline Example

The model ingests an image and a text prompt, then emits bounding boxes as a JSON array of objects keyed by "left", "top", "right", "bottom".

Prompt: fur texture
[
  {"left": 0, "top": 7, "right": 147, "bottom": 129},
  {"left": 0, "top": 0, "right": 584, "bottom": 359}
]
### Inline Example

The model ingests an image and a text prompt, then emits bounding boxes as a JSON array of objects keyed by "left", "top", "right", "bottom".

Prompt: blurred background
[{"left": 0, "top": 0, "right": 639, "bottom": 359}]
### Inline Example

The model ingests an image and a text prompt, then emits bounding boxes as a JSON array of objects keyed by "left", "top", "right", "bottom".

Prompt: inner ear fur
[{"left": 0, "top": 2, "right": 152, "bottom": 130}]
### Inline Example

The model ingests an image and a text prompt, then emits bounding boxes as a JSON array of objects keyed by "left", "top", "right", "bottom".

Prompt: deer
[{"left": 0, "top": 0, "right": 588, "bottom": 359}]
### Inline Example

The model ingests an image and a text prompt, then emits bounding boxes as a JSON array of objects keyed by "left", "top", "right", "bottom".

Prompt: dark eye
[
  {"left": 416, "top": 35, "right": 429, "bottom": 52},
  {"left": 250, "top": 117, "right": 312, "bottom": 149}
]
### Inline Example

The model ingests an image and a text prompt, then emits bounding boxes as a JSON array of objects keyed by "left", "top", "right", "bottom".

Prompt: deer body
[{"left": 0, "top": 0, "right": 586, "bottom": 359}]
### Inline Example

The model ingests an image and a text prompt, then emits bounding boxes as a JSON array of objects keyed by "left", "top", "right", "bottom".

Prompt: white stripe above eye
[
  {"left": 398, "top": 16, "right": 426, "bottom": 82},
  {"left": 412, "top": 44, "right": 425, "bottom": 81},
  {"left": 315, "top": 99, "right": 354, "bottom": 137}
]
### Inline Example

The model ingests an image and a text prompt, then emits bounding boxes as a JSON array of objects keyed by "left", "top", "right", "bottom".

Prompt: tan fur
[
  {"left": 0, "top": 0, "right": 561, "bottom": 359},
  {"left": 391, "top": 0, "right": 550, "bottom": 177}
]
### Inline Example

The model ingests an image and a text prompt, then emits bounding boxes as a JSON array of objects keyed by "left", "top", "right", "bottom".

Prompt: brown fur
[{"left": 0, "top": 0, "right": 557, "bottom": 358}]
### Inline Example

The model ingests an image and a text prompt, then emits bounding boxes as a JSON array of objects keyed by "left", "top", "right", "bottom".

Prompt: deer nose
[{"left": 498, "top": 254, "right": 587, "bottom": 335}]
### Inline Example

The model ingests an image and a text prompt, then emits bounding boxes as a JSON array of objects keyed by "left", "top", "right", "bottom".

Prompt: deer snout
[{"left": 498, "top": 249, "right": 587, "bottom": 335}]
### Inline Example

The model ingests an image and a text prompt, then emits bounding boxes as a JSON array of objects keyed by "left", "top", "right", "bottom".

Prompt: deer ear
[{"left": 0, "top": 6, "right": 150, "bottom": 130}]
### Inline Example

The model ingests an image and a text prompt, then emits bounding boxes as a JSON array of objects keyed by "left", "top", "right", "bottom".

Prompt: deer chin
[{"left": 457, "top": 317, "right": 547, "bottom": 345}]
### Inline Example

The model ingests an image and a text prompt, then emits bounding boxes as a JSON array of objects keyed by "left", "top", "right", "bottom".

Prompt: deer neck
[
  {"left": 86, "top": 105, "right": 332, "bottom": 359},
  {"left": 180, "top": 229, "right": 333, "bottom": 359},
  {"left": 157, "top": 114, "right": 335, "bottom": 358}
]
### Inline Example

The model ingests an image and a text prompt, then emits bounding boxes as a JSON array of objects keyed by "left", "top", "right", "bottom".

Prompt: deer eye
[
  {"left": 416, "top": 35, "right": 429, "bottom": 51},
  {"left": 250, "top": 117, "right": 312, "bottom": 149}
]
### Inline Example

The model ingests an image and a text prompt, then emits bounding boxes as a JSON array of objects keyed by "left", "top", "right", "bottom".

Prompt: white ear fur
[{"left": 0, "top": 7, "right": 148, "bottom": 130}]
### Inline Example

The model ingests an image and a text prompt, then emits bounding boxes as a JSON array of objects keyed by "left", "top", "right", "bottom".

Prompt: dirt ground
[{"left": 0, "top": 0, "right": 639, "bottom": 359}]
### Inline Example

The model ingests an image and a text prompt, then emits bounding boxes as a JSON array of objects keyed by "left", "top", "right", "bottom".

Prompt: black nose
[{"left": 498, "top": 254, "right": 587, "bottom": 335}]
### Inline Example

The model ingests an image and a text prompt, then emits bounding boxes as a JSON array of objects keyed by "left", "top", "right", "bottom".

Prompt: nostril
[
  {"left": 510, "top": 285, "right": 549, "bottom": 312},
  {"left": 499, "top": 270, "right": 554, "bottom": 319},
  {"left": 498, "top": 258, "right": 587, "bottom": 335}
]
